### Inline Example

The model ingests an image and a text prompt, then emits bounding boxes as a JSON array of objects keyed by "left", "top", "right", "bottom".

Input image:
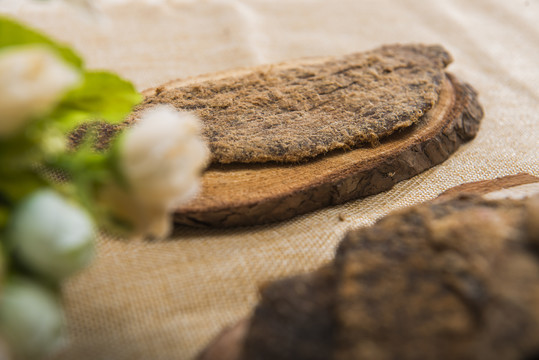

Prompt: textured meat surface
[{"left": 136, "top": 44, "right": 452, "bottom": 164}]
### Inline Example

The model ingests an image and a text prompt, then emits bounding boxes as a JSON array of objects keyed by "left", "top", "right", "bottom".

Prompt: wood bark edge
[{"left": 174, "top": 73, "right": 483, "bottom": 227}]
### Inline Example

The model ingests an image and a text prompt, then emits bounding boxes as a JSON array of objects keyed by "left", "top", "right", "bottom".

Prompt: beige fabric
[{"left": 1, "top": 0, "right": 538, "bottom": 359}]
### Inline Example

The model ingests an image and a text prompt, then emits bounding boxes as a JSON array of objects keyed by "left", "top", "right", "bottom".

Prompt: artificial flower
[
  {"left": 108, "top": 105, "right": 209, "bottom": 238},
  {"left": 9, "top": 190, "right": 95, "bottom": 280},
  {"left": 0, "top": 45, "right": 80, "bottom": 137}
]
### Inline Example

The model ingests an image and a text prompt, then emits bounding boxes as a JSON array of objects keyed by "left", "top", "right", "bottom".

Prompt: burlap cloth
[{"left": 1, "top": 1, "right": 538, "bottom": 359}]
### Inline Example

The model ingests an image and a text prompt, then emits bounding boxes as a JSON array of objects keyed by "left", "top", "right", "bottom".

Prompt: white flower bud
[
  {"left": 9, "top": 190, "right": 95, "bottom": 280},
  {"left": 113, "top": 105, "right": 209, "bottom": 238},
  {"left": 0, "top": 46, "right": 81, "bottom": 137},
  {"left": 0, "top": 277, "right": 66, "bottom": 359}
]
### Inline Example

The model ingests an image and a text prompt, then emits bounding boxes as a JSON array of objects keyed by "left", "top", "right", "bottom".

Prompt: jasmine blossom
[
  {"left": 9, "top": 190, "right": 95, "bottom": 280},
  {"left": 0, "top": 46, "right": 80, "bottom": 137},
  {"left": 0, "top": 277, "right": 65, "bottom": 359},
  {"left": 114, "top": 105, "right": 209, "bottom": 238}
]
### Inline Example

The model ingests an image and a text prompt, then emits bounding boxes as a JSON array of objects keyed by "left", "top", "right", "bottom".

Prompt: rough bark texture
[
  {"left": 333, "top": 194, "right": 539, "bottom": 360},
  {"left": 241, "top": 266, "right": 336, "bottom": 360},
  {"left": 134, "top": 44, "right": 451, "bottom": 164},
  {"left": 224, "top": 176, "right": 539, "bottom": 360},
  {"left": 175, "top": 73, "right": 483, "bottom": 227}
]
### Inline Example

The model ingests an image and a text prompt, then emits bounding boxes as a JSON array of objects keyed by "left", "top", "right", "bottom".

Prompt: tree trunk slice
[
  {"left": 174, "top": 73, "right": 483, "bottom": 227},
  {"left": 437, "top": 172, "right": 539, "bottom": 200},
  {"left": 197, "top": 173, "right": 539, "bottom": 360},
  {"left": 197, "top": 320, "right": 249, "bottom": 360}
]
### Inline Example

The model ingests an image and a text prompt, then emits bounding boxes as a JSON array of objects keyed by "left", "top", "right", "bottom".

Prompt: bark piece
[
  {"left": 241, "top": 266, "right": 336, "bottom": 360},
  {"left": 197, "top": 320, "right": 249, "bottom": 360},
  {"left": 198, "top": 174, "right": 539, "bottom": 360},
  {"left": 333, "top": 195, "right": 539, "bottom": 360},
  {"left": 134, "top": 44, "right": 451, "bottom": 164},
  {"left": 437, "top": 173, "right": 539, "bottom": 200},
  {"left": 175, "top": 72, "right": 483, "bottom": 227}
]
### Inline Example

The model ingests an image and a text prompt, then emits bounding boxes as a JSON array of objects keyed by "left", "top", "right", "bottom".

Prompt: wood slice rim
[{"left": 174, "top": 73, "right": 483, "bottom": 227}]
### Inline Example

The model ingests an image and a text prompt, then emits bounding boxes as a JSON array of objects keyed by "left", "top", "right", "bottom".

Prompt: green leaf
[
  {"left": 0, "top": 174, "right": 45, "bottom": 206},
  {"left": 0, "top": 206, "right": 9, "bottom": 230},
  {"left": 51, "top": 71, "right": 142, "bottom": 132},
  {"left": 0, "top": 16, "right": 82, "bottom": 68}
]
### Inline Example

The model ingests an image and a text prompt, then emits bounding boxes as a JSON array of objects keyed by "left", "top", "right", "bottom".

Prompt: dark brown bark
[{"left": 199, "top": 175, "right": 539, "bottom": 360}]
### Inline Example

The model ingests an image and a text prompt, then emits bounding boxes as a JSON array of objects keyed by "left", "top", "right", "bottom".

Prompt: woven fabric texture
[{"left": 1, "top": 1, "right": 538, "bottom": 359}]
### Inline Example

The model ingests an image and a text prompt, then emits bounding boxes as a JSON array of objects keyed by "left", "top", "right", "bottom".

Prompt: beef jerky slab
[{"left": 134, "top": 44, "right": 483, "bottom": 227}]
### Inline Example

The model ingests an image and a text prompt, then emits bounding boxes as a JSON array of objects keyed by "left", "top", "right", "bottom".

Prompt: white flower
[
  {"left": 0, "top": 45, "right": 81, "bottom": 137},
  {"left": 0, "top": 277, "right": 65, "bottom": 359},
  {"left": 9, "top": 190, "right": 95, "bottom": 280},
  {"left": 109, "top": 105, "right": 209, "bottom": 238}
]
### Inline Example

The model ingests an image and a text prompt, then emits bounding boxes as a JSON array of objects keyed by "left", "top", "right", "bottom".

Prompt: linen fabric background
[{"left": 1, "top": 0, "right": 538, "bottom": 359}]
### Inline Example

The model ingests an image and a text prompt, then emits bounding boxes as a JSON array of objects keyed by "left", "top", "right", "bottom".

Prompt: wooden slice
[
  {"left": 437, "top": 172, "right": 539, "bottom": 200},
  {"left": 173, "top": 72, "right": 483, "bottom": 227},
  {"left": 69, "top": 45, "right": 483, "bottom": 227}
]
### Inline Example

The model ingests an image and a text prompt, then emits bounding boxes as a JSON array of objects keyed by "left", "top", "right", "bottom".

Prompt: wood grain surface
[{"left": 174, "top": 73, "right": 483, "bottom": 227}]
